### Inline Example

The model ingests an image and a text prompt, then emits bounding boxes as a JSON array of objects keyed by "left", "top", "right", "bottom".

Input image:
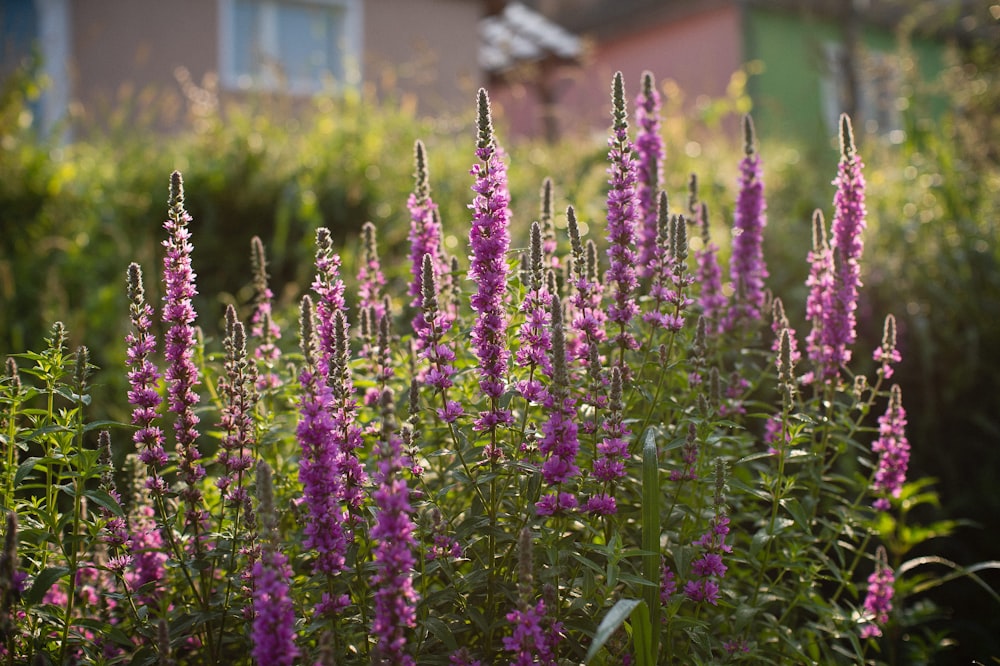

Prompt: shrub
[{"left": 1, "top": 71, "right": 997, "bottom": 665}]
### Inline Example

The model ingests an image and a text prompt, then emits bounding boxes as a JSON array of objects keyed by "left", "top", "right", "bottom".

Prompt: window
[
  {"left": 821, "top": 42, "right": 903, "bottom": 140},
  {"left": 220, "top": 0, "right": 362, "bottom": 94}
]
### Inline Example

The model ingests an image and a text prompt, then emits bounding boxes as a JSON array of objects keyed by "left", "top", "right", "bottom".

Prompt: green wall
[{"left": 743, "top": 6, "right": 946, "bottom": 159}]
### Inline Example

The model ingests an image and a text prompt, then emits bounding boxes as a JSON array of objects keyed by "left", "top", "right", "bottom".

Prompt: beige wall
[
  {"left": 363, "top": 0, "right": 483, "bottom": 115},
  {"left": 66, "top": 0, "right": 482, "bottom": 128},
  {"left": 71, "top": 0, "right": 217, "bottom": 126}
]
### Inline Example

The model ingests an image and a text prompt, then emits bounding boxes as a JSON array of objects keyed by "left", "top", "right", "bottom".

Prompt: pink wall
[{"left": 490, "top": 4, "right": 744, "bottom": 140}]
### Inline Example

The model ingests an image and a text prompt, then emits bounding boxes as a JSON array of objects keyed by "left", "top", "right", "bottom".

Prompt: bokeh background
[{"left": 2, "top": 0, "right": 998, "bottom": 661}]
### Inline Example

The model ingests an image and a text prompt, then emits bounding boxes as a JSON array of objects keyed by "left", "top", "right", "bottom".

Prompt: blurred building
[
  {"left": 0, "top": 0, "right": 484, "bottom": 135},
  {"left": 481, "top": 0, "right": 981, "bottom": 147},
  {"left": 1, "top": 0, "right": 985, "bottom": 145}
]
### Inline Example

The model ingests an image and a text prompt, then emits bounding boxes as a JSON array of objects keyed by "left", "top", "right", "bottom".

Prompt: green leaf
[
  {"left": 631, "top": 599, "right": 654, "bottom": 666},
  {"left": 585, "top": 598, "right": 640, "bottom": 663},
  {"left": 25, "top": 567, "right": 69, "bottom": 606},
  {"left": 14, "top": 456, "right": 42, "bottom": 485},
  {"left": 84, "top": 488, "right": 124, "bottom": 517}
]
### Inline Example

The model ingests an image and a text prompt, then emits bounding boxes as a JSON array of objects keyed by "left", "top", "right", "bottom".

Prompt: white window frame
[{"left": 218, "top": 0, "right": 362, "bottom": 95}]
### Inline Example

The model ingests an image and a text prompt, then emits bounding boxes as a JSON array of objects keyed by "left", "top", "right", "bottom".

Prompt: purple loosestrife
[
  {"left": 586, "top": 366, "right": 628, "bottom": 516},
  {"left": 694, "top": 201, "right": 726, "bottom": 332},
  {"left": 312, "top": 226, "right": 348, "bottom": 371},
  {"left": 504, "top": 529, "right": 561, "bottom": 665},
  {"left": 828, "top": 114, "right": 867, "bottom": 369},
  {"left": 536, "top": 299, "right": 580, "bottom": 516},
  {"left": 684, "top": 462, "right": 731, "bottom": 606},
  {"left": 251, "top": 461, "right": 299, "bottom": 665},
  {"left": 98, "top": 433, "right": 130, "bottom": 571},
  {"left": 605, "top": 71, "right": 641, "bottom": 365},
  {"left": 871, "top": 384, "right": 909, "bottom": 511},
  {"left": 124, "top": 456, "right": 167, "bottom": 605},
  {"left": 408, "top": 140, "right": 447, "bottom": 326},
  {"left": 644, "top": 201, "right": 694, "bottom": 333},
  {"left": 515, "top": 222, "right": 554, "bottom": 403},
  {"left": 216, "top": 305, "right": 258, "bottom": 507},
  {"left": 873, "top": 314, "right": 902, "bottom": 381},
  {"left": 357, "top": 221, "right": 387, "bottom": 321},
  {"left": 296, "top": 296, "right": 348, "bottom": 578},
  {"left": 125, "top": 262, "right": 168, "bottom": 490},
  {"left": 417, "top": 254, "right": 462, "bottom": 422},
  {"left": 860, "top": 546, "right": 895, "bottom": 638},
  {"left": 162, "top": 171, "right": 206, "bottom": 528},
  {"left": 566, "top": 207, "right": 606, "bottom": 364},
  {"left": 370, "top": 389, "right": 419, "bottom": 666},
  {"left": 635, "top": 71, "right": 665, "bottom": 278},
  {"left": 771, "top": 298, "right": 801, "bottom": 371},
  {"left": 469, "top": 88, "right": 514, "bottom": 436},
  {"left": 249, "top": 236, "right": 282, "bottom": 390},
  {"left": 804, "top": 209, "right": 837, "bottom": 382},
  {"left": 723, "top": 116, "right": 768, "bottom": 332},
  {"left": 539, "top": 178, "right": 558, "bottom": 266}
]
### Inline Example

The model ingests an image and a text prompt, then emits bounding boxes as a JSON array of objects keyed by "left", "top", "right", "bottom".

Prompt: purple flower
[
  {"left": 409, "top": 140, "right": 449, "bottom": 340},
  {"left": 723, "top": 116, "right": 768, "bottom": 331},
  {"left": 125, "top": 263, "right": 167, "bottom": 486},
  {"left": 504, "top": 599, "right": 560, "bottom": 665},
  {"left": 296, "top": 297, "right": 348, "bottom": 577},
  {"left": 660, "top": 563, "right": 677, "bottom": 604},
  {"left": 693, "top": 202, "right": 727, "bottom": 332},
  {"left": 871, "top": 385, "right": 909, "bottom": 511},
  {"left": 515, "top": 223, "right": 554, "bottom": 391},
  {"left": 535, "top": 300, "right": 581, "bottom": 513},
  {"left": 587, "top": 366, "right": 630, "bottom": 514},
  {"left": 829, "top": 115, "right": 867, "bottom": 364},
  {"left": 566, "top": 209, "right": 607, "bottom": 364},
  {"left": 162, "top": 172, "right": 205, "bottom": 528},
  {"left": 685, "top": 465, "right": 731, "bottom": 606},
  {"left": 251, "top": 462, "right": 299, "bottom": 665},
  {"left": 370, "top": 421, "right": 419, "bottom": 665},
  {"left": 634, "top": 71, "right": 664, "bottom": 278},
  {"left": 804, "top": 209, "right": 837, "bottom": 383},
  {"left": 873, "top": 314, "right": 902, "bottom": 380},
  {"left": 312, "top": 227, "right": 348, "bottom": 373},
  {"left": 249, "top": 236, "right": 282, "bottom": 390},
  {"left": 216, "top": 305, "right": 258, "bottom": 506},
  {"left": 357, "top": 221, "right": 386, "bottom": 321},
  {"left": 860, "top": 547, "right": 894, "bottom": 638},
  {"left": 605, "top": 72, "right": 641, "bottom": 361},
  {"left": 643, "top": 197, "right": 694, "bottom": 333},
  {"left": 250, "top": 550, "right": 298, "bottom": 665},
  {"left": 469, "top": 89, "right": 513, "bottom": 432}
]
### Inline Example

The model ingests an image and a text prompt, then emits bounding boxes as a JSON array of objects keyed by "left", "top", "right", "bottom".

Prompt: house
[
  {"left": 483, "top": 0, "right": 972, "bottom": 150},
  {"left": 0, "top": 0, "right": 485, "bottom": 136}
]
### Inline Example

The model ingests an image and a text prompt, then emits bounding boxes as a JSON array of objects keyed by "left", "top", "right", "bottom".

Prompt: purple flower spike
[
  {"left": 635, "top": 71, "right": 665, "bottom": 279},
  {"left": 125, "top": 263, "right": 167, "bottom": 487},
  {"left": 860, "top": 546, "right": 894, "bottom": 638},
  {"left": 162, "top": 171, "right": 205, "bottom": 525},
  {"left": 371, "top": 394, "right": 419, "bottom": 666},
  {"left": 605, "top": 72, "right": 641, "bottom": 362},
  {"left": 469, "top": 88, "right": 513, "bottom": 432},
  {"left": 251, "top": 461, "right": 299, "bottom": 666},
  {"left": 409, "top": 140, "right": 447, "bottom": 344},
  {"left": 873, "top": 314, "right": 902, "bottom": 380},
  {"left": 216, "top": 305, "right": 258, "bottom": 506},
  {"left": 296, "top": 297, "right": 348, "bottom": 577},
  {"left": 515, "top": 222, "right": 554, "bottom": 395},
  {"left": 357, "top": 221, "right": 386, "bottom": 321},
  {"left": 723, "top": 116, "right": 768, "bottom": 332},
  {"left": 250, "top": 236, "right": 282, "bottom": 390},
  {"left": 804, "top": 210, "right": 836, "bottom": 382},
  {"left": 871, "top": 384, "right": 909, "bottom": 511},
  {"left": 829, "top": 115, "right": 867, "bottom": 365}
]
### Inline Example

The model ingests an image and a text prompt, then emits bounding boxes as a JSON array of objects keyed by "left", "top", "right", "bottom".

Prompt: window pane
[
  {"left": 233, "top": 0, "right": 262, "bottom": 79},
  {"left": 276, "top": 3, "right": 344, "bottom": 86}
]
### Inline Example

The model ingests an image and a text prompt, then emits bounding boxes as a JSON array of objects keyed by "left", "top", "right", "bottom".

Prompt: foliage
[{"left": 1, "top": 71, "right": 997, "bottom": 665}]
